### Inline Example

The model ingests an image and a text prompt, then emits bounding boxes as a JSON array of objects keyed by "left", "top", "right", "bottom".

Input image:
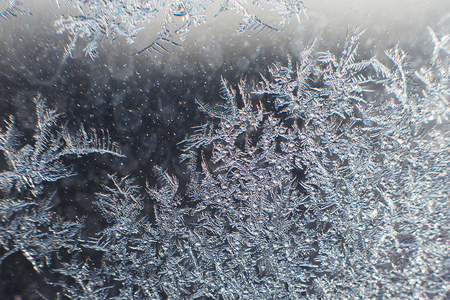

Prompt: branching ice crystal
[
  {"left": 55, "top": 0, "right": 308, "bottom": 58},
  {"left": 1, "top": 25, "right": 449, "bottom": 299}
]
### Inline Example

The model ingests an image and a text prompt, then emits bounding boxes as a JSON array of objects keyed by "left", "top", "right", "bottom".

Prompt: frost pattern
[
  {"left": 2, "top": 29, "right": 449, "bottom": 299},
  {"left": 0, "top": 95, "right": 124, "bottom": 195},
  {"left": 54, "top": 0, "right": 307, "bottom": 58},
  {"left": 0, "top": 96, "right": 123, "bottom": 280},
  {"left": 0, "top": 0, "right": 24, "bottom": 21}
]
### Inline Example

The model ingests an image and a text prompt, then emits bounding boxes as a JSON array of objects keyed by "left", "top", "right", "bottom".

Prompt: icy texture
[
  {"left": 0, "top": 25, "right": 449, "bottom": 299},
  {"left": 54, "top": 0, "right": 307, "bottom": 58}
]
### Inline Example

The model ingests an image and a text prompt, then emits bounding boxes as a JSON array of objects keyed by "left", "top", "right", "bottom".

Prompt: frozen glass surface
[{"left": 0, "top": 1, "right": 449, "bottom": 299}]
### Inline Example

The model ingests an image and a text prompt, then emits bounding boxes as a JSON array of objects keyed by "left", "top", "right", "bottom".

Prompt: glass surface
[{"left": 0, "top": 1, "right": 449, "bottom": 299}]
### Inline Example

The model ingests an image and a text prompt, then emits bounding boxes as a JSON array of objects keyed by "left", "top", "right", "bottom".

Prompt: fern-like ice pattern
[
  {"left": 0, "top": 3, "right": 449, "bottom": 298},
  {"left": 54, "top": 0, "right": 307, "bottom": 58}
]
